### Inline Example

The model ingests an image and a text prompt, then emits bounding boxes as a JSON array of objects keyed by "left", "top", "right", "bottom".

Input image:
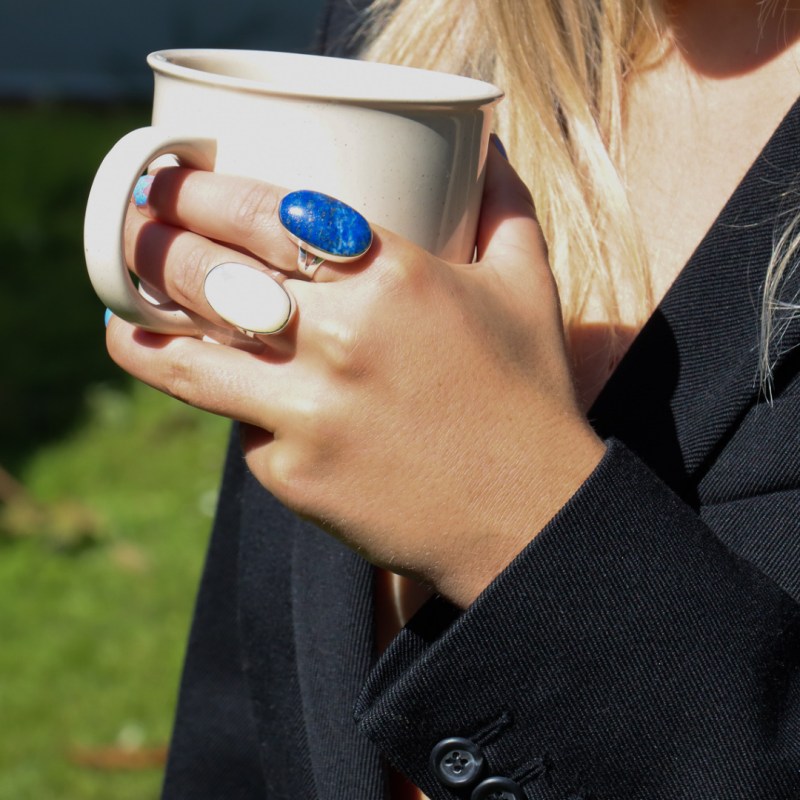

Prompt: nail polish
[
  {"left": 491, "top": 134, "right": 508, "bottom": 160},
  {"left": 104, "top": 308, "right": 113, "bottom": 327},
  {"left": 133, "top": 175, "right": 154, "bottom": 207},
  {"left": 204, "top": 262, "right": 293, "bottom": 335}
]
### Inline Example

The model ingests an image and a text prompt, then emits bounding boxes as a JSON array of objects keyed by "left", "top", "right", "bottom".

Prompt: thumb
[{"left": 475, "top": 140, "right": 549, "bottom": 277}]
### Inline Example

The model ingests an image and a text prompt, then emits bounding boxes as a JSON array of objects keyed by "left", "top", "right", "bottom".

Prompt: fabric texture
[{"left": 161, "top": 2, "right": 800, "bottom": 797}]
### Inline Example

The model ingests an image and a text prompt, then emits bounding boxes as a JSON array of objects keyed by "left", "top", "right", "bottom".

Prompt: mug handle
[{"left": 84, "top": 127, "right": 216, "bottom": 334}]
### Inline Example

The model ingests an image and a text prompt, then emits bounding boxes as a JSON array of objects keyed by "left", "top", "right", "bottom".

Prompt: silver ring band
[{"left": 298, "top": 247, "right": 325, "bottom": 279}]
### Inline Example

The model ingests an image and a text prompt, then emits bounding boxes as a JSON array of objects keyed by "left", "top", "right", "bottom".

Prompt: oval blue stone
[{"left": 279, "top": 190, "right": 372, "bottom": 260}]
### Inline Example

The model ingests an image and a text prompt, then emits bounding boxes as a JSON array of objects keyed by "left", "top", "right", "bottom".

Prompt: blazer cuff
[{"left": 354, "top": 439, "right": 800, "bottom": 799}]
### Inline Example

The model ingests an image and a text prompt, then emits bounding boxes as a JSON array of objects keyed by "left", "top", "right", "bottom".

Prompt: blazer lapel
[{"left": 591, "top": 95, "right": 800, "bottom": 499}]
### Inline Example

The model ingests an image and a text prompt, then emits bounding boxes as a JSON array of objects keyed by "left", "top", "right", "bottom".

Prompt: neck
[{"left": 664, "top": 0, "right": 800, "bottom": 76}]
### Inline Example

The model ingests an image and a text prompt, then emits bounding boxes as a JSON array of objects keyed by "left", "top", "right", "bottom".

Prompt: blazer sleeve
[{"left": 353, "top": 437, "right": 800, "bottom": 800}]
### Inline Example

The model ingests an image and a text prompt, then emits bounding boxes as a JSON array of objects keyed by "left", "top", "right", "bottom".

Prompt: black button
[
  {"left": 430, "top": 737, "right": 484, "bottom": 788},
  {"left": 470, "top": 775, "right": 524, "bottom": 800}
]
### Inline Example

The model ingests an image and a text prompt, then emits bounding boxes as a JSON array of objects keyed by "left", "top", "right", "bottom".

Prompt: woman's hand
[{"left": 106, "top": 147, "right": 606, "bottom": 607}]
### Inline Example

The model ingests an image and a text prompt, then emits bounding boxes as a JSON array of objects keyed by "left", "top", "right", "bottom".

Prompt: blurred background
[{"left": 0, "top": 2, "right": 325, "bottom": 797}]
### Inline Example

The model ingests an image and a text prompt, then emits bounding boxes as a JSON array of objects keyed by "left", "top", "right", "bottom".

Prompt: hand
[{"left": 107, "top": 147, "right": 606, "bottom": 607}]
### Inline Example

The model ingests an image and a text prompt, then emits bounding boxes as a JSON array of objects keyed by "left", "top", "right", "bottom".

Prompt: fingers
[
  {"left": 124, "top": 208, "right": 296, "bottom": 335},
  {"left": 126, "top": 169, "right": 396, "bottom": 338},
  {"left": 106, "top": 314, "right": 343, "bottom": 500},
  {"left": 136, "top": 169, "right": 378, "bottom": 284},
  {"left": 475, "top": 145, "right": 549, "bottom": 281},
  {"left": 136, "top": 168, "right": 376, "bottom": 282},
  {"left": 106, "top": 314, "right": 286, "bottom": 427},
  {"left": 138, "top": 168, "right": 300, "bottom": 273}
]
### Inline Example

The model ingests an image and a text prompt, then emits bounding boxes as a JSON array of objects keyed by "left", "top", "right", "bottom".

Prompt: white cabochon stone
[{"left": 204, "top": 262, "right": 292, "bottom": 334}]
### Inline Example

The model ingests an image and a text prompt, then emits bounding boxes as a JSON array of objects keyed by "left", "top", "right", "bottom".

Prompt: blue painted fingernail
[
  {"left": 279, "top": 190, "right": 372, "bottom": 261},
  {"left": 491, "top": 134, "right": 508, "bottom": 160},
  {"left": 104, "top": 308, "right": 113, "bottom": 327},
  {"left": 133, "top": 175, "right": 154, "bottom": 207}
]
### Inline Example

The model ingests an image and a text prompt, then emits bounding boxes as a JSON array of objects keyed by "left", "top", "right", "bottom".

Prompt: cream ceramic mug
[{"left": 84, "top": 49, "right": 503, "bottom": 334}]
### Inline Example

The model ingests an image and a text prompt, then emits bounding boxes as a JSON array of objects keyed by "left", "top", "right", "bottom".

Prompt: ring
[
  {"left": 297, "top": 247, "right": 325, "bottom": 279},
  {"left": 279, "top": 190, "right": 372, "bottom": 279},
  {"left": 204, "top": 261, "right": 295, "bottom": 336}
]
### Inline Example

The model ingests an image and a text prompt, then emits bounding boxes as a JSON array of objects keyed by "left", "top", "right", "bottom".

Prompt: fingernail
[
  {"left": 104, "top": 308, "right": 114, "bottom": 327},
  {"left": 204, "top": 262, "right": 293, "bottom": 335},
  {"left": 133, "top": 175, "right": 154, "bottom": 207},
  {"left": 491, "top": 134, "right": 508, "bottom": 160}
]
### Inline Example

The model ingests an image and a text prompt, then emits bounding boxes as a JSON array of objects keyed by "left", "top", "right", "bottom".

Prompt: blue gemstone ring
[{"left": 278, "top": 190, "right": 373, "bottom": 279}]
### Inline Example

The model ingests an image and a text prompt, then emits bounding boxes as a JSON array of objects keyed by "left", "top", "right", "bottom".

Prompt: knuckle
[
  {"left": 287, "top": 393, "right": 321, "bottom": 433},
  {"left": 294, "top": 393, "right": 337, "bottom": 448},
  {"left": 320, "top": 320, "right": 367, "bottom": 378},
  {"left": 377, "top": 251, "right": 428, "bottom": 300},
  {"left": 123, "top": 211, "right": 140, "bottom": 267},
  {"left": 391, "top": 254, "right": 418, "bottom": 284},
  {"left": 264, "top": 447, "right": 310, "bottom": 510},
  {"left": 230, "top": 182, "right": 279, "bottom": 242},
  {"left": 160, "top": 344, "right": 200, "bottom": 405},
  {"left": 168, "top": 241, "right": 215, "bottom": 307}
]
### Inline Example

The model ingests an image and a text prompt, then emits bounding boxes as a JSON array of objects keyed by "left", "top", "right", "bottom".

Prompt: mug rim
[{"left": 147, "top": 49, "right": 504, "bottom": 108}]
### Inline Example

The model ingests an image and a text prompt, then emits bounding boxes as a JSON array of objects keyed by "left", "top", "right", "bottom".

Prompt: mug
[{"left": 84, "top": 49, "right": 503, "bottom": 334}]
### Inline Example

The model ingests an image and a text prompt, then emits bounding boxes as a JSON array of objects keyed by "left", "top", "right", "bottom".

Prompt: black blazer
[{"left": 161, "top": 5, "right": 800, "bottom": 798}]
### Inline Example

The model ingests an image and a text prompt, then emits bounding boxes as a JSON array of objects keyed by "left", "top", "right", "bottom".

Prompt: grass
[{"left": 0, "top": 104, "right": 229, "bottom": 799}]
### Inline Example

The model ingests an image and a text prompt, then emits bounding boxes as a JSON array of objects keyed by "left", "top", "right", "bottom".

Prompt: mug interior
[{"left": 148, "top": 49, "right": 503, "bottom": 107}]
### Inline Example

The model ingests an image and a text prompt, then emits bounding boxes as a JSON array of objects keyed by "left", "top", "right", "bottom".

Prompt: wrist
[{"left": 437, "top": 424, "right": 606, "bottom": 608}]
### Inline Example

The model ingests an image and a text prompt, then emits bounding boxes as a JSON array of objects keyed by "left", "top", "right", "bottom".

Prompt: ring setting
[
  {"left": 298, "top": 248, "right": 325, "bottom": 278},
  {"left": 203, "top": 261, "right": 295, "bottom": 336},
  {"left": 279, "top": 189, "right": 372, "bottom": 278}
]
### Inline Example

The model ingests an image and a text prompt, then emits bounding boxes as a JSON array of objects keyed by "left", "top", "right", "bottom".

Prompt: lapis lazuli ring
[{"left": 278, "top": 190, "right": 373, "bottom": 279}]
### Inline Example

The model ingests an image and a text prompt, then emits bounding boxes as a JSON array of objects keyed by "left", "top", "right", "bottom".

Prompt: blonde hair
[
  {"left": 358, "top": 0, "right": 798, "bottom": 385},
  {"left": 361, "top": 0, "right": 663, "bottom": 346},
  {"left": 761, "top": 195, "right": 800, "bottom": 393}
]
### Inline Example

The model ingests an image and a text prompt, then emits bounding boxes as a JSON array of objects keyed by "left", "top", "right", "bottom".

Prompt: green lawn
[{"left": 0, "top": 105, "right": 229, "bottom": 799}]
